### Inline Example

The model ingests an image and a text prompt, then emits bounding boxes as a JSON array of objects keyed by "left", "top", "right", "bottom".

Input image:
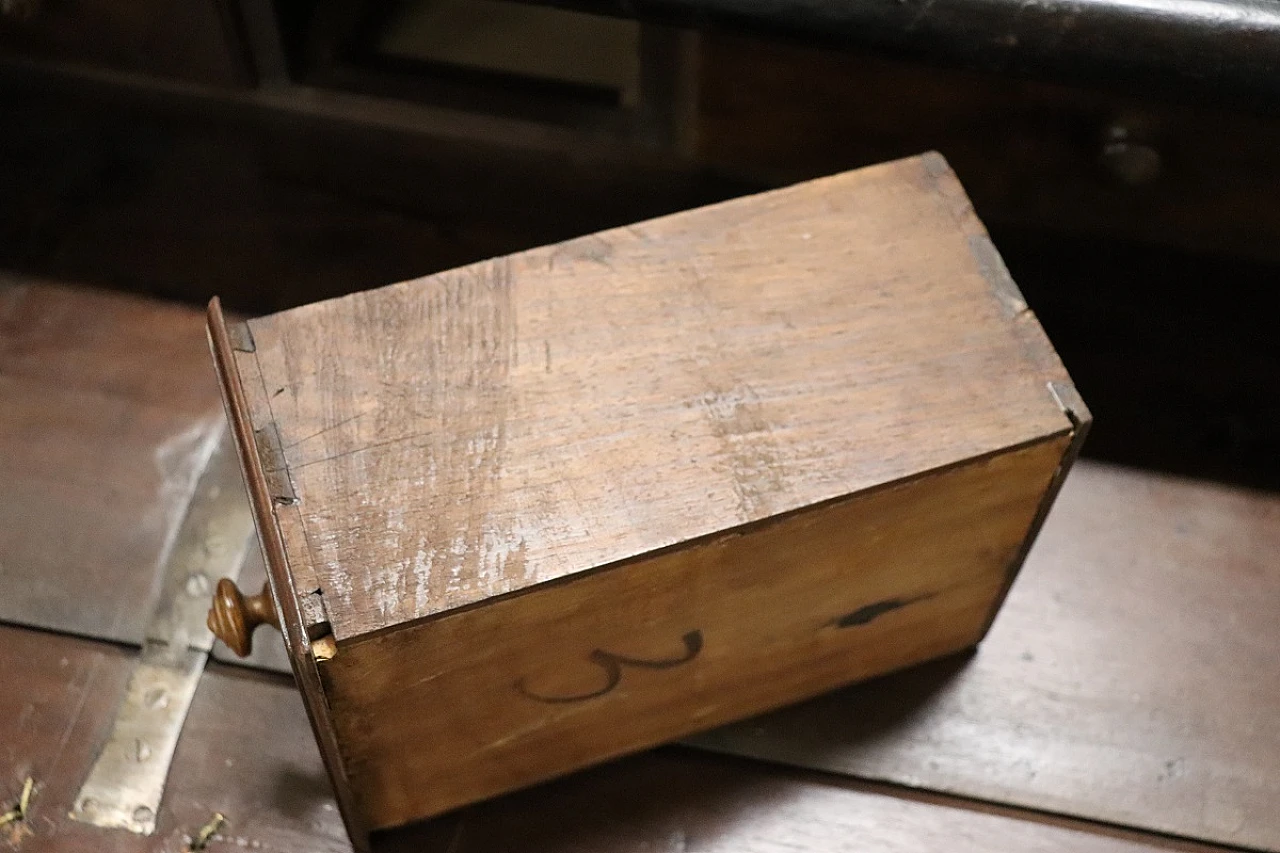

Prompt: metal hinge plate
[{"left": 69, "top": 427, "right": 255, "bottom": 835}]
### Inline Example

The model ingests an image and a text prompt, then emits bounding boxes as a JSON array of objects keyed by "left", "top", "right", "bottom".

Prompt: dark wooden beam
[{"left": 516, "top": 0, "right": 1280, "bottom": 109}]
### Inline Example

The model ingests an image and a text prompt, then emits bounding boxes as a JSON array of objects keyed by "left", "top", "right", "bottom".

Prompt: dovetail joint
[
  {"left": 253, "top": 423, "right": 296, "bottom": 504},
  {"left": 1047, "top": 380, "right": 1091, "bottom": 430},
  {"left": 228, "top": 322, "right": 255, "bottom": 353}
]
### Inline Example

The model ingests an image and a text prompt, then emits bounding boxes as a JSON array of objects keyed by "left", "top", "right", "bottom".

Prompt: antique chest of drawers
[{"left": 205, "top": 152, "right": 1088, "bottom": 849}]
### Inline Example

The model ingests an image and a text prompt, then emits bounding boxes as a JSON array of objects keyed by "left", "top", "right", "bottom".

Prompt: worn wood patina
[{"left": 204, "top": 153, "right": 1088, "bottom": 847}]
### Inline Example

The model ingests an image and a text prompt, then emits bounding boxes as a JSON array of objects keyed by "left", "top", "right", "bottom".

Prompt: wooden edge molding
[{"left": 206, "top": 297, "right": 372, "bottom": 852}]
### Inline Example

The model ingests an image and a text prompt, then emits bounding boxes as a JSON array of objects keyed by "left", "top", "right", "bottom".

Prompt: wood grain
[
  {"left": 0, "top": 623, "right": 1228, "bottom": 853},
  {"left": 379, "top": 749, "right": 1230, "bottom": 853},
  {"left": 0, "top": 625, "right": 136, "bottom": 852},
  {"left": 0, "top": 623, "right": 349, "bottom": 853},
  {"left": 322, "top": 434, "right": 1068, "bottom": 830},
  {"left": 0, "top": 280, "right": 226, "bottom": 645},
  {"left": 240, "top": 153, "right": 1076, "bottom": 642},
  {"left": 691, "top": 461, "right": 1280, "bottom": 851}
]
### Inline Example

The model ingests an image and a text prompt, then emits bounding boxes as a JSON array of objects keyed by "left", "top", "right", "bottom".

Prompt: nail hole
[{"left": 185, "top": 573, "right": 211, "bottom": 597}]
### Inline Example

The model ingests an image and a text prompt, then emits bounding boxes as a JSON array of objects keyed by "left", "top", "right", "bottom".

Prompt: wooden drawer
[
  {"left": 3, "top": 281, "right": 1277, "bottom": 852},
  {"left": 205, "top": 154, "right": 1087, "bottom": 848},
  {"left": 0, "top": 0, "right": 250, "bottom": 84}
]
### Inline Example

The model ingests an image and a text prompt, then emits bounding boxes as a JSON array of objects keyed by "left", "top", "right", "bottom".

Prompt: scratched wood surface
[
  {"left": 237, "top": 152, "right": 1076, "bottom": 642},
  {"left": 0, "top": 628, "right": 342, "bottom": 853},
  {"left": 0, "top": 279, "right": 226, "bottom": 645},
  {"left": 0, "top": 624, "right": 347, "bottom": 853},
  {"left": 0, "top": 624, "right": 1233, "bottom": 853},
  {"left": 691, "top": 460, "right": 1280, "bottom": 851},
  {"left": 0, "top": 625, "right": 138, "bottom": 852},
  {"left": 321, "top": 434, "right": 1067, "bottom": 830}
]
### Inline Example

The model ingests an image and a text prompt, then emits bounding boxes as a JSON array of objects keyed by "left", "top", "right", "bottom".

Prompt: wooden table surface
[
  {"left": 693, "top": 461, "right": 1280, "bottom": 849},
  {"left": 0, "top": 281, "right": 225, "bottom": 645},
  {"left": 2, "top": 278, "right": 1277, "bottom": 852},
  {"left": 0, "top": 625, "right": 1238, "bottom": 853}
]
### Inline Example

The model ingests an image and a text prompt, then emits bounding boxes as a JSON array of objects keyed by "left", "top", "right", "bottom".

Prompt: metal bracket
[{"left": 70, "top": 427, "right": 256, "bottom": 835}]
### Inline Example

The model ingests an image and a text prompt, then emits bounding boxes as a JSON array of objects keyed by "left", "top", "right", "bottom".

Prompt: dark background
[{"left": 2, "top": 0, "right": 1277, "bottom": 489}]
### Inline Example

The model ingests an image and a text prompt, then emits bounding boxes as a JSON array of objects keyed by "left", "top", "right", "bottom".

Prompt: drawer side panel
[{"left": 321, "top": 431, "right": 1071, "bottom": 831}]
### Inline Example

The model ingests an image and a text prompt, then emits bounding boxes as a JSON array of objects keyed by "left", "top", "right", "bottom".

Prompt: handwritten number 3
[{"left": 517, "top": 630, "right": 704, "bottom": 704}]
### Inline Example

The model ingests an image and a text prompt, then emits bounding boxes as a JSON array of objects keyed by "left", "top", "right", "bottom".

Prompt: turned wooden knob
[{"left": 208, "top": 579, "right": 280, "bottom": 657}]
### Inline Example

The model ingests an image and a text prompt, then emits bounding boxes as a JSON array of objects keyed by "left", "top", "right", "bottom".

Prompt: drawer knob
[
  {"left": 207, "top": 580, "right": 280, "bottom": 657},
  {"left": 1100, "top": 122, "right": 1162, "bottom": 186}
]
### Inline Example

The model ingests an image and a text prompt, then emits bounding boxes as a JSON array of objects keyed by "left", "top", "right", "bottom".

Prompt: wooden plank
[
  {"left": 242, "top": 153, "right": 1075, "bottom": 642},
  {"left": 690, "top": 461, "right": 1280, "bottom": 851},
  {"left": 0, "top": 626, "right": 136, "bottom": 852},
  {"left": 0, "top": 622, "right": 1229, "bottom": 853},
  {"left": 163, "top": 662, "right": 351, "bottom": 853},
  {"left": 0, "top": 280, "right": 226, "bottom": 645},
  {"left": 323, "top": 434, "right": 1068, "bottom": 830},
  {"left": 381, "top": 750, "right": 1229, "bottom": 853},
  {"left": 0, "top": 624, "right": 347, "bottom": 852}
]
